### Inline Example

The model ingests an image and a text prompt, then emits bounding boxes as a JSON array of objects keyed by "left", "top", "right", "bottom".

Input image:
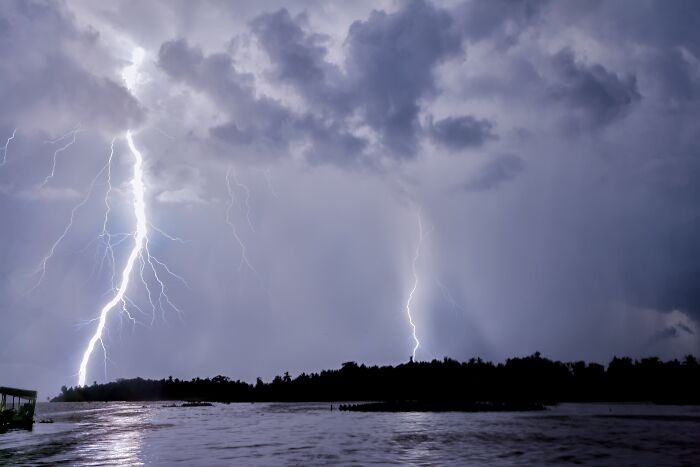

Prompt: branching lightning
[
  {"left": 1, "top": 128, "right": 17, "bottom": 166},
  {"left": 76, "top": 45, "right": 188, "bottom": 384},
  {"left": 259, "top": 168, "right": 281, "bottom": 201},
  {"left": 77, "top": 130, "right": 189, "bottom": 386},
  {"left": 77, "top": 131, "right": 147, "bottom": 386},
  {"left": 434, "top": 277, "right": 464, "bottom": 314},
  {"left": 225, "top": 166, "right": 257, "bottom": 274},
  {"left": 22, "top": 126, "right": 186, "bottom": 386},
  {"left": 228, "top": 166, "right": 255, "bottom": 233},
  {"left": 150, "top": 224, "right": 189, "bottom": 244},
  {"left": 7, "top": 48, "right": 187, "bottom": 386},
  {"left": 28, "top": 159, "right": 109, "bottom": 293},
  {"left": 22, "top": 129, "right": 183, "bottom": 385},
  {"left": 42, "top": 126, "right": 80, "bottom": 187},
  {"left": 93, "top": 137, "right": 118, "bottom": 288},
  {"left": 406, "top": 211, "right": 424, "bottom": 360}
]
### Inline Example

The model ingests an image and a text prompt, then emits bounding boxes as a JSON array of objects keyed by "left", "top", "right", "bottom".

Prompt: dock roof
[{"left": 0, "top": 387, "right": 37, "bottom": 399}]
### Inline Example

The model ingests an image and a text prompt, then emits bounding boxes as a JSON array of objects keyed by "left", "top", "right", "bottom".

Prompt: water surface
[{"left": 1, "top": 402, "right": 698, "bottom": 465}]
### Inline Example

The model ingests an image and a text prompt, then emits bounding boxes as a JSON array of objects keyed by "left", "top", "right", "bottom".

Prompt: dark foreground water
[{"left": 1, "top": 402, "right": 699, "bottom": 466}]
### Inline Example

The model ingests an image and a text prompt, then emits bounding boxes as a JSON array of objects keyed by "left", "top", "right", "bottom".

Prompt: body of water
[{"left": 1, "top": 402, "right": 699, "bottom": 465}]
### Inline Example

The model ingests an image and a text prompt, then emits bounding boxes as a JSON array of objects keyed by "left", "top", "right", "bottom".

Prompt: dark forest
[{"left": 53, "top": 353, "right": 700, "bottom": 405}]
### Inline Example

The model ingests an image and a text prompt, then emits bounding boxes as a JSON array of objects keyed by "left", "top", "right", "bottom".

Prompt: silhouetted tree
[{"left": 52, "top": 353, "right": 700, "bottom": 405}]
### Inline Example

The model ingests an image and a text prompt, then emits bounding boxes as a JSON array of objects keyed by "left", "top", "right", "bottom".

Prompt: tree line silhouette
[{"left": 53, "top": 353, "right": 700, "bottom": 404}]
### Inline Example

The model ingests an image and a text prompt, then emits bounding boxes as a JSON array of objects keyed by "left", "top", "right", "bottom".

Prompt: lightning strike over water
[
  {"left": 1, "top": 128, "right": 17, "bottom": 166},
  {"left": 406, "top": 211, "right": 424, "bottom": 360},
  {"left": 77, "top": 130, "right": 147, "bottom": 387},
  {"left": 22, "top": 126, "right": 184, "bottom": 385},
  {"left": 72, "top": 45, "right": 190, "bottom": 384}
]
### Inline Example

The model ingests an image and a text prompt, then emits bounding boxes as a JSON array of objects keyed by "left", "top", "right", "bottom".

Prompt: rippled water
[{"left": 1, "top": 402, "right": 699, "bottom": 465}]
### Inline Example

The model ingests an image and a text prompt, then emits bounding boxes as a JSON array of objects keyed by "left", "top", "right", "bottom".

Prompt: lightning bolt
[
  {"left": 150, "top": 224, "right": 189, "bottom": 244},
  {"left": 76, "top": 44, "right": 190, "bottom": 384},
  {"left": 28, "top": 154, "right": 110, "bottom": 293},
  {"left": 225, "top": 166, "right": 257, "bottom": 273},
  {"left": 406, "top": 211, "right": 423, "bottom": 361},
  {"left": 1, "top": 128, "right": 17, "bottom": 166},
  {"left": 258, "top": 168, "right": 281, "bottom": 201},
  {"left": 93, "top": 137, "right": 118, "bottom": 288},
  {"left": 3, "top": 48, "right": 185, "bottom": 386},
  {"left": 42, "top": 126, "right": 80, "bottom": 187},
  {"left": 152, "top": 126, "right": 176, "bottom": 141},
  {"left": 77, "top": 130, "right": 147, "bottom": 387},
  {"left": 22, "top": 129, "right": 183, "bottom": 385},
  {"left": 228, "top": 166, "right": 255, "bottom": 233},
  {"left": 434, "top": 277, "right": 464, "bottom": 314}
]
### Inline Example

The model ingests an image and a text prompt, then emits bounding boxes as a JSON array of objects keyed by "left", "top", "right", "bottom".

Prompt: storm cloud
[
  {"left": 0, "top": 0, "right": 143, "bottom": 133},
  {"left": 0, "top": 0, "right": 699, "bottom": 398},
  {"left": 548, "top": 48, "right": 641, "bottom": 129},
  {"left": 428, "top": 115, "right": 497, "bottom": 150}
]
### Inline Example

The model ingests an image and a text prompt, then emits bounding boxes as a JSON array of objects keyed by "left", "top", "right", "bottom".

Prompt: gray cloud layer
[
  {"left": 0, "top": 1, "right": 143, "bottom": 133},
  {"left": 1, "top": 0, "right": 699, "bottom": 397}
]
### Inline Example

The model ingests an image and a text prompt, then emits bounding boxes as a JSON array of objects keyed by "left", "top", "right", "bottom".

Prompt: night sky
[{"left": 1, "top": 0, "right": 698, "bottom": 397}]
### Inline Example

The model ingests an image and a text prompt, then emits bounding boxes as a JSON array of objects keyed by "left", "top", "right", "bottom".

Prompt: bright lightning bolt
[
  {"left": 5, "top": 47, "right": 185, "bottom": 386},
  {"left": 406, "top": 211, "right": 424, "bottom": 361},
  {"left": 24, "top": 129, "right": 184, "bottom": 385},
  {"left": 1, "top": 128, "right": 17, "bottom": 166},
  {"left": 77, "top": 130, "right": 147, "bottom": 387},
  {"left": 75, "top": 44, "right": 189, "bottom": 384},
  {"left": 225, "top": 166, "right": 257, "bottom": 274}
]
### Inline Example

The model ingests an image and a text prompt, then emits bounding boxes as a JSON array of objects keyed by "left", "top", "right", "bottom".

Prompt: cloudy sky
[{"left": 1, "top": 0, "right": 699, "bottom": 397}]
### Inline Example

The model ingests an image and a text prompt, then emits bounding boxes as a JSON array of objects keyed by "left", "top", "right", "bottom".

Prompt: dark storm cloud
[
  {"left": 454, "top": 0, "right": 547, "bottom": 45},
  {"left": 158, "top": 38, "right": 261, "bottom": 112},
  {"left": 659, "top": 271, "right": 700, "bottom": 320},
  {"left": 158, "top": 38, "right": 366, "bottom": 163},
  {"left": 0, "top": 1, "right": 143, "bottom": 132},
  {"left": 250, "top": 9, "right": 348, "bottom": 114},
  {"left": 292, "top": 116, "right": 368, "bottom": 167},
  {"left": 583, "top": 0, "right": 700, "bottom": 54},
  {"left": 551, "top": 1, "right": 700, "bottom": 110},
  {"left": 343, "top": 0, "right": 462, "bottom": 155},
  {"left": 650, "top": 323, "right": 695, "bottom": 344},
  {"left": 3, "top": 0, "right": 700, "bottom": 398},
  {"left": 428, "top": 115, "right": 496, "bottom": 150},
  {"left": 458, "top": 153, "right": 524, "bottom": 192},
  {"left": 650, "top": 326, "right": 681, "bottom": 343},
  {"left": 250, "top": 1, "right": 464, "bottom": 158},
  {"left": 158, "top": 37, "right": 296, "bottom": 149},
  {"left": 624, "top": 260, "right": 700, "bottom": 321},
  {"left": 549, "top": 48, "right": 641, "bottom": 129}
]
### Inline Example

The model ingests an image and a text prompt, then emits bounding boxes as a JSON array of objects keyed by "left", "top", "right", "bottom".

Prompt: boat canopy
[{"left": 0, "top": 387, "right": 37, "bottom": 400}]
